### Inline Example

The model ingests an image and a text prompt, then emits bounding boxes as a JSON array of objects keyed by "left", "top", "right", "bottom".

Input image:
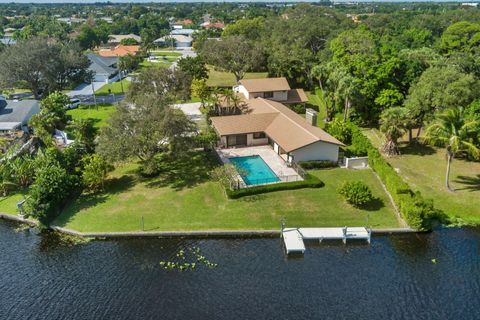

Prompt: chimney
[{"left": 305, "top": 108, "right": 318, "bottom": 127}]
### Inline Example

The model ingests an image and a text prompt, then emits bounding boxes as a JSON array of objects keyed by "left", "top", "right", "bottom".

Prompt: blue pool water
[{"left": 229, "top": 155, "right": 280, "bottom": 185}]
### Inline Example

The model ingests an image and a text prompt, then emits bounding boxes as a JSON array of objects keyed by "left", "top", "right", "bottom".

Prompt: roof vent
[{"left": 305, "top": 108, "right": 318, "bottom": 127}]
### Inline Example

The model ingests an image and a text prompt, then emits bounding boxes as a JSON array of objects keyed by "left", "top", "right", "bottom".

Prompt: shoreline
[{"left": 1, "top": 212, "right": 417, "bottom": 239}]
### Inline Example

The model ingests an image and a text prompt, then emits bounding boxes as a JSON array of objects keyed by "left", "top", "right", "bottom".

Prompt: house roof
[
  {"left": 108, "top": 34, "right": 141, "bottom": 43},
  {"left": 210, "top": 98, "right": 343, "bottom": 152},
  {"left": 201, "top": 22, "right": 225, "bottom": 29},
  {"left": 155, "top": 34, "right": 193, "bottom": 43},
  {"left": 97, "top": 45, "right": 140, "bottom": 57},
  {"left": 0, "top": 99, "right": 40, "bottom": 128},
  {"left": 170, "top": 29, "right": 195, "bottom": 36},
  {"left": 87, "top": 53, "right": 118, "bottom": 76},
  {"left": 175, "top": 19, "right": 193, "bottom": 25},
  {"left": 285, "top": 89, "right": 309, "bottom": 104},
  {"left": 239, "top": 77, "right": 291, "bottom": 93}
]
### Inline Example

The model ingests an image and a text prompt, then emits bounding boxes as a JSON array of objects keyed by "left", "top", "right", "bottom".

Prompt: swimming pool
[{"left": 229, "top": 155, "right": 280, "bottom": 186}]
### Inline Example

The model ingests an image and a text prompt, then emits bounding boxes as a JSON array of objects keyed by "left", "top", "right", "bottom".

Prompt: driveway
[
  {"left": 173, "top": 102, "right": 202, "bottom": 121},
  {"left": 169, "top": 47, "right": 197, "bottom": 70},
  {"left": 67, "top": 82, "right": 105, "bottom": 97}
]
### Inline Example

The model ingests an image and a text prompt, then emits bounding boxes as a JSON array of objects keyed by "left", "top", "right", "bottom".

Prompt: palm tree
[
  {"left": 0, "top": 163, "right": 17, "bottom": 197},
  {"left": 379, "top": 107, "right": 409, "bottom": 156},
  {"left": 425, "top": 108, "right": 480, "bottom": 191}
]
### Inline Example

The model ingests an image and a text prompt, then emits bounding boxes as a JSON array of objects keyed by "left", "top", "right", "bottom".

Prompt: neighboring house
[
  {"left": 97, "top": 45, "right": 140, "bottom": 57},
  {"left": 200, "top": 22, "right": 225, "bottom": 29},
  {"left": 172, "top": 19, "right": 193, "bottom": 29},
  {"left": 108, "top": 34, "right": 142, "bottom": 46},
  {"left": 154, "top": 35, "right": 193, "bottom": 48},
  {"left": 87, "top": 53, "right": 120, "bottom": 83},
  {"left": 1, "top": 28, "right": 16, "bottom": 45},
  {"left": 211, "top": 78, "right": 343, "bottom": 163},
  {"left": 170, "top": 29, "right": 196, "bottom": 36},
  {"left": 0, "top": 97, "right": 40, "bottom": 133},
  {"left": 234, "top": 77, "right": 308, "bottom": 104}
]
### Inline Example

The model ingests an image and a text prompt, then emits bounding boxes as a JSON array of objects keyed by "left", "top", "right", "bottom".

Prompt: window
[
  {"left": 263, "top": 91, "right": 274, "bottom": 98},
  {"left": 253, "top": 132, "right": 266, "bottom": 139}
]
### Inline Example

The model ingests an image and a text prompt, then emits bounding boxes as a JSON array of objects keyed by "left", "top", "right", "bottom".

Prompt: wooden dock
[{"left": 282, "top": 227, "right": 371, "bottom": 254}]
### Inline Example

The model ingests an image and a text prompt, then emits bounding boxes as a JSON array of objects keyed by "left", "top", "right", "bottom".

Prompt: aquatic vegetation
[
  {"left": 14, "top": 224, "right": 31, "bottom": 233},
  {"left": 160, "top": 247, "right": 217, "bottom": 271}
]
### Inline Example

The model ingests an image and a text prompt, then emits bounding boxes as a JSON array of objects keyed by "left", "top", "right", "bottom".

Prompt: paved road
[
  {"left": 75, "top": 94, "right": 125, "bottom": 105},
  {"left": 168, "top": 47, "right": 197, "bottom": 70},
  {"left": 67, "top": 82, "right": 106, "bottom": 97}
]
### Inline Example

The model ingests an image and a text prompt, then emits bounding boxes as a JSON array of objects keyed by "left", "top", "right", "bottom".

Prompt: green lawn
[
  {"left": 95, "top": 79, "right": 130, "bottom": 95},
  {"left": 67, "top": 104, "right": 116, "bottom": 128},
  {"left": 0, "top": 190, "right": 28, "bottom": 216},
  {"left": 206, "top": 66, "right": 268, "bottom": 87},
  {"left": 150, "top": 51, "right": 182, "bottom": 57},
  {"left": 363, "top": 128, "right": 480, "bottom": 224},
  {"left": 53, "top": 152, "right": 400, "bottom": 232}
]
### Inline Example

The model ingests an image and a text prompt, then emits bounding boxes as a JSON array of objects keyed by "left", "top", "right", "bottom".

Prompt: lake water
[{"left": 0, "top": 220, "right": 479, "bottom": 320}]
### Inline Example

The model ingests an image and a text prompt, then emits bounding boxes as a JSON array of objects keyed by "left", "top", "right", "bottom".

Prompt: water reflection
[{"left": 0, "top": 220, "right": 479, "bottom": 320}]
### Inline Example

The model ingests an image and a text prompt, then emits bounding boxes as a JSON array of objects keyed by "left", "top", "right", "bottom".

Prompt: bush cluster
[
  {"left": 337, "top": 181, "right": 374, "bottom": 207},
  {"left": 348, "top": 124, "right": 438, "bottom": 231},
  {"left": 298, "top": 160, "right": 337, "bottom": 169},
  {"left": 226, "top": 173, "right": 324, "bottom": 199},
  {"left": 326, "top": 120, "right": 439, "bottom": 230}
]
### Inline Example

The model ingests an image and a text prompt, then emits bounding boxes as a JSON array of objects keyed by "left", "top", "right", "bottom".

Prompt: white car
[{"left": 66, "top": 98, "right": 81, "bottom": 110}]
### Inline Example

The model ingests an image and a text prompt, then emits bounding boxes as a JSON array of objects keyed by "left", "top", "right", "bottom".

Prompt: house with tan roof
[
  {"left": 210, "top": 83, "right": 343, "bottom": 164},
  {"left": 108, "top": 34, "right": 141, "bottom": 46},
  {"left": 234, "top": 77, "right": 308, "bottom": 104}
]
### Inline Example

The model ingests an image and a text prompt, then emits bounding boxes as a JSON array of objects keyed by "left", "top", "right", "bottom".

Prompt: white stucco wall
[
  {"left": 290, "top": 141, "right": 339, "bottom": 162},
  {"left": 235, "top": 85, "right": 251, "bottom": 98},
  {"left": 246, "top": 133, "right": 268, "bottom": 146}
]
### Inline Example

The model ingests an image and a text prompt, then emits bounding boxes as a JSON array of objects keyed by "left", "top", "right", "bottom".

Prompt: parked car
[{"left": 66, "top": 98, "right": 81, "bottom": 109}]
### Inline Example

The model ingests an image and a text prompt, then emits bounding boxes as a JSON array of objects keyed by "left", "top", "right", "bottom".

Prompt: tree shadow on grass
[
  {"left": 359, "top": 197, "right": 385, "bottom": 212},
  {"left": 398, "top": 143, "right": 436, "bottom": 156},
  {"left": 56, "top": 175, "right": 136, "bottom": 227},
  {"left": 145, "top": 152, "right": 218, "bottom": 191},
  {"left": 453, "top": 175, "right": 480, "bottom": 192}
]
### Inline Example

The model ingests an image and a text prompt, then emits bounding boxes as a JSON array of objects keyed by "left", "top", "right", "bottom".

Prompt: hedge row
[
  {"left": 298, "top": 160, "right": 337, "bottom": 169},
  {"left": 226, "top": 173, "right": 324, "bottom": 199},
  {"left": 349, "top": 125, "right": 437, "bottom": 231}
]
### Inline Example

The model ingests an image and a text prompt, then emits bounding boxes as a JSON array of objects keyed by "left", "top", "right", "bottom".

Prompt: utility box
[{"left": 305, "top": 108, "right": 318, "bottom": 127}]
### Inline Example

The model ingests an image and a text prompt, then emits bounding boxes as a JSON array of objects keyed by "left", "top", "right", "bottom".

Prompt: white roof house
[
  {"left": 154, "top": 35, "right": 193, "bottom": 48},
  {"left": 0, "top": 98, "right": 40, "bottom": 132}
]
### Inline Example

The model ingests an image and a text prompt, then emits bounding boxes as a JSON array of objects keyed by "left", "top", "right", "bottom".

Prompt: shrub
[
  {"left": 226, "top": 173, "right": 324, "bottom": 199},
  {"left": 81, "top": 154, "right": 113, "bottom": 192},
  {"left": 337, "top": 181, "right": 374, "bottom": 207},
  {"left": 342, "top": 123, "right": 438, "bottom": 230},
  {"left": 325, "top": 118, "right": 353, "bottom": 145},
  {"left": 298, "top": 160, "right": 337, "bottom": 169}
]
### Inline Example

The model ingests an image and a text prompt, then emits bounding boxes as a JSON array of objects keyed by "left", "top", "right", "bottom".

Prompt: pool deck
[{"left": 216, "top": 146, "right": 301, "bottom": 183}]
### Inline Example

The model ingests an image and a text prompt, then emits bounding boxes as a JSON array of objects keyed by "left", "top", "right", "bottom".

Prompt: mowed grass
[
  {"left": 0, "top": 190, "right": 28, "bottom": 216},
  {"left": 67, "top": 104, "right": 116, "bottom": 128},
  {"left": 54, "top": 152, "right": 400, "bottom": 232},
  {"left": 206, "top": 66, "right": 268, "bottom": 87},
  {"left": 95, "top": 79, "right": 130, "bottom": 95},
  {"left": 363, "top": 128, "right": 480, "bottom": 224}
]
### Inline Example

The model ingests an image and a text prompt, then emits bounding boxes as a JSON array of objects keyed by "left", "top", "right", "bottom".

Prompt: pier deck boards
[{"left": 282, "top": 227, "right": 371, "bottom": 254}]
